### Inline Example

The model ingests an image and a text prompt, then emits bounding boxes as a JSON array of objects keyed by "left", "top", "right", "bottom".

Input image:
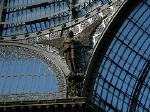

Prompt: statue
[
  {"left": 37, "top": 17, "right": 103, "bottom": 97},
  {"left": 37, "top": 17, "right": 103, "bottom": 75},
  {"left": 60, "top": 30, "right": 78, "bottom": 75}
]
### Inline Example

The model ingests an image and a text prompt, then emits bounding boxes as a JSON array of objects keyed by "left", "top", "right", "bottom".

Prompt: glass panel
[
  {"left": 0, "top": 51, "right": 58, "bottom": 97},
  {"left": 1, "top": 0, "right": 109, "bottom": 36},
  {"left": 92, "top": 0, "right": 150, "bottom": 111}
]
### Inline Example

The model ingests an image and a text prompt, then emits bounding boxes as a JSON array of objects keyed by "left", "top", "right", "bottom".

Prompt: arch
[
  {"left": 83, "top": 0, "right": 150, "bottom": 111},
  {"left": 0, "top": 42, "right": 69, "bottom": 101},
  {"left": 84, "top": 0, "right": 140, "bottom": 98}
]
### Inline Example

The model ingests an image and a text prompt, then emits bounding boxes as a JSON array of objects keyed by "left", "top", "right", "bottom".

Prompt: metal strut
[
  {"left": 64, "top": 0, "right": 76, "bottom": 20},
  {"left": 0, "top": 0, "right": 4, "bottom": 36},
  {"left": 130, "top": 59, "right": 150, "bottom": 112},
  {"left": 0, "top": 0, "right": 4, "bottom": 22}
]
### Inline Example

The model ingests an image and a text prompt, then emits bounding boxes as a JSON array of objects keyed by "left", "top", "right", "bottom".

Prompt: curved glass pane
[
  {"left": 0, "top": 51, "right": 57, "bottom": 96},
  {"left": 93, "top": 0, "right": 150, "bottom": 111}
]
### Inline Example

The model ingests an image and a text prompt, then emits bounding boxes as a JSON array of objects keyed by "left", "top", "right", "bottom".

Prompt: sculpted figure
[
  {"left": 37, "top": 17, "right": 103, "bottom": 75},
  {"left": 61, "top": 30, "right": 77, "bottom": 75}
]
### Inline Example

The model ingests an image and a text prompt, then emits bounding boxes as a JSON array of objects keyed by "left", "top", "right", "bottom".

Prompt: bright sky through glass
[
  {"left": 0, "top": 0, "right": 149, "bottom": 111},
  {"left": 93, "top": 0, "right": 150, "bottom": 111},
  {"left": 0, "top": 0, "right": 110, "bottom": 101},
  {"left": 2, "top": 0, "right": 108, "bottom": 36},
  {"left": 0, "top": 51, "right": 57, "bottom": 95}
]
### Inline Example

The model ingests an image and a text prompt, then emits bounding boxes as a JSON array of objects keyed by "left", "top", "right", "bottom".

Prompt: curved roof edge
[
  {"left": 0, "top": 41, "right": 69, "bottom": 101},
  {"left": 83, "top": 0, "right": 141, "bottom": 98}
]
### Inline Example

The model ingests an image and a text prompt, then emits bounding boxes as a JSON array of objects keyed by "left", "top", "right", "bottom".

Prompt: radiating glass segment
[
  {"left": 0, "top": 51, "right": 57, "bottom": 95},
  {"left": 92, "top": 0, "right": 150, "bottom": 111}
]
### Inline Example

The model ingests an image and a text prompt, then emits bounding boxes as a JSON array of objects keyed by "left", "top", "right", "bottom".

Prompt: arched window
[{"left": 0, "top": 50, "right": 58, "bottom": 101}]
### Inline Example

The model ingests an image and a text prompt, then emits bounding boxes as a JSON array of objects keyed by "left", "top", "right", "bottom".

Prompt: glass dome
[{"left": 92, "top": 0, "right": 150, "bottom": 111}]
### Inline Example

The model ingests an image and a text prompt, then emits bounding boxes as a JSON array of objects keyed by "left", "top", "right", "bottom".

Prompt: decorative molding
[
  {"left": 0, "top": 0, "right": 126, "bottom": 102},
  {"left": 0, "top": 44, "right": 67, "bottom": 101}
]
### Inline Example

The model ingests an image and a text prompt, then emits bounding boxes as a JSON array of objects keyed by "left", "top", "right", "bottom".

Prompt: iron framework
[{"left": 0, "top": 0, "right": 150, "bottom": 112}]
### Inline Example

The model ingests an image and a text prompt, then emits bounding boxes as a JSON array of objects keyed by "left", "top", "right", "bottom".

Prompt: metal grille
[{"left": 92, "top": 0, "right": 150, "bottom": 111}]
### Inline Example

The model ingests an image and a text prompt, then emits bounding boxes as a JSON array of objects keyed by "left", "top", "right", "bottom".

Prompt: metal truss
[
  {"left": 0, "top": 0, "right": 124, "bottom": 102},
  {"left": 0, "top": 0, "right": 111, "bottom": 38},
  {"left": 84, "top": 0, "right": 150, "bottom": 111},
  {"left": 84, "top": 0, "right": 128, "bottom": 98},
  {"left": 3, "top": 0, "right": 63, "bottom": 10},
  {"left": 1, "top": 0, "right": 148, "bottom": 112},
  {"left": 0, "top": 98, "right": 104, "bottom": 112},
  {"left": 130, "top": 60, "right": 150, "bottom": 111},
  {"left": 0, "top": 0, "right": 119, "bottom": 74}
]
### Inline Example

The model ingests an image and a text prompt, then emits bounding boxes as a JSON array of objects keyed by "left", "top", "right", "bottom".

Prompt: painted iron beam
[
  {"left": 0, "top": 0, "right": 5, "bottom": 36},
  {"left": 0, "top": 98, "right": 104, "bottom": 112},
  {"left": 130, "top": 60, "right": 150, "bottom": 112},
  {"left": 3, "top": 0, "right": 63, "bottom": 12},
  {"left": 0, "top": 0, "right": 4, "bottom": 22}
]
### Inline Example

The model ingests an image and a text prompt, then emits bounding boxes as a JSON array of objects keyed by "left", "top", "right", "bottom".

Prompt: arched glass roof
[{"left": 92, "top": 0, "right": 150, "bottom": 111}]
